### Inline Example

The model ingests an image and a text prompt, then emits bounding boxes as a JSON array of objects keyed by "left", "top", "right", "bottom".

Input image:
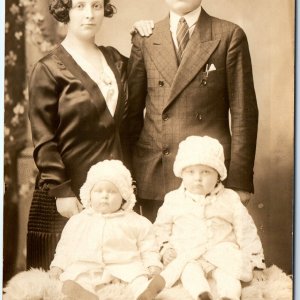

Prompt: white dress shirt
[{"left": 169, "top": 5, "right": 202, "bottom": 49}]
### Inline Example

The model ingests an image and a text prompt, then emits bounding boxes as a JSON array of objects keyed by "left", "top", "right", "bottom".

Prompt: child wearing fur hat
[
  {"left": 49, "top": 160, "right": 162, "bottom": 300},
  {"left": 138, "top": 136, "right": 266, "bottom": 300}
]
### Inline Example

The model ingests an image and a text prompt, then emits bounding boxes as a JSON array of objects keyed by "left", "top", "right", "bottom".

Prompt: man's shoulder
[{"left": 210, "top": 15, "right": 241, "bottom": 35}]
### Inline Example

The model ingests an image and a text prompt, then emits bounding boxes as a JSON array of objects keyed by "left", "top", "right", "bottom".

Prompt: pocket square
[{"left": 208, "top": 63, "right": 216, "bottom": 72}]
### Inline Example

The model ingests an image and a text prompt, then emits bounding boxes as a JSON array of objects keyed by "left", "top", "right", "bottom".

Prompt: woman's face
[{"left": 68, "top": 0, "right": 104, "bottom": 41}]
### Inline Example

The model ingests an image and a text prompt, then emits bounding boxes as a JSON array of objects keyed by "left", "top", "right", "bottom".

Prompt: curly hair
[{"left": 49, "top": 0, "right": 116, "bottom": 23}]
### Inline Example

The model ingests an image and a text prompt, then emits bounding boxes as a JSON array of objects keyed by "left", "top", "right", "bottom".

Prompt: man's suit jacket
[{"left": 127, "top": 9, "right": 258, "bottom": 201}]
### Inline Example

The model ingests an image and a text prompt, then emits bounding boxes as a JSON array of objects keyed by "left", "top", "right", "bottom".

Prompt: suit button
[
  {"left": 159, "top": 81, "right": 164, "bottom": 87},
  {"left": 196, "top": 113, "right": 202, "bottom": 121},
  {"left": 201, "top": 79, "right": 207, "bottom": 86},
  {"left": 162, "top": 147, "right": 169, "bottom": 155},
  {"left": 162, "top": 113, "right": 169, "bottom": 121}
]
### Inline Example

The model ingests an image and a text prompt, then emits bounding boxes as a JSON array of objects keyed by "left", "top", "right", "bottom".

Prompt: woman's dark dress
[{"left": 27, "top": 45, "right": 128, "bottom": 269}]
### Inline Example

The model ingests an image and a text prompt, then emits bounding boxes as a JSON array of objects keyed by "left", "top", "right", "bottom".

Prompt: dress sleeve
[
  {"left": 135, "top": 215, "right": 162, "bottom": 269},
  {"left": 153, "top": 195, "right": 174, "bottom": 251},
  {"left": 28, "top": 61, "right": 74, "bottom": 197},
  {"left": 126, "top": 35, "right": 148, "bottom": 153},
  {"left": 231, "top": 192, "right": 266, "bottom": 269},
  {"left": 226, "top": 26, "right": 259, "bottom": 193},
  {"left": 50, "top": 214, "right": 79, "bottom": 270}
]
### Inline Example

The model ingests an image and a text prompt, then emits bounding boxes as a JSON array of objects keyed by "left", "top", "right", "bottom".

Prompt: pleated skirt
[{"left": 26, "top": 187, "right": 68, "bottom": 270}]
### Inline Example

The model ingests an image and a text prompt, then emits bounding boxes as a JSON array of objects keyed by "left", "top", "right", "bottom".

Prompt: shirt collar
[{"left": 169, "top": 5, "right": 202, "bottom": 32}]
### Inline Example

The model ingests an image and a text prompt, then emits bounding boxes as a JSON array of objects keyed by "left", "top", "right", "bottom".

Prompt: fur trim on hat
[
  {"left": 80, "top": 160, "right": 136, "bottom": 212},
  {"left": 173, "top": 136, "right": 227, "bottom": 180}
]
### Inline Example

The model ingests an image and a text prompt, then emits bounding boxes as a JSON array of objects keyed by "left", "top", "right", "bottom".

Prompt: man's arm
[
  {"left": 126, "top": 34, "right": 148, "bottom": 153},
  {"left": 226, "top": 26, "right": 259, "bottom": 194}
]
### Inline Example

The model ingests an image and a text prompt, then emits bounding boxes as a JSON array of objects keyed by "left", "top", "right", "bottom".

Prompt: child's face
[
  {"left": 181, "top": 164, "right": 219, "bottom": 195},
  {"left": 90, "top": 180, "right": 123, "bottom": 214}
]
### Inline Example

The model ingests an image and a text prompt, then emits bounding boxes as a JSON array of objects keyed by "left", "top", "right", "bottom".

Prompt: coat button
[
  {"left": 159, "top": 81, "right": 164, "bottom": 87},
  {"left": 162, "top": 147, "right": 169, "bottom": 155},
  {"left": 201, "top": 79, "right": 207, "bottom": 86},
  {"left": 162, "top": 113, "right": 169, "bottom": 121},
  {"left": 196, "top": 113, "right": 202, "bottom": 121}
]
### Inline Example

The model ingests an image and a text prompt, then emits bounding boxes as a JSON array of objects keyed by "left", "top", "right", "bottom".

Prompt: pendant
[{"left": 100, "top": 71, "right": 112, "bottom": 85}]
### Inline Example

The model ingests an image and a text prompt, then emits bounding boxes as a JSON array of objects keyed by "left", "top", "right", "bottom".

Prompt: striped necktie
[{"left": 176, "top": 17, "right": 189, "bottom": 62}]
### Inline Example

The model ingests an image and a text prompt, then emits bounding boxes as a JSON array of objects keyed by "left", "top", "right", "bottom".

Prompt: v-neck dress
[{"left": 27, "top": 45, "right": 128, "bottom": 269}]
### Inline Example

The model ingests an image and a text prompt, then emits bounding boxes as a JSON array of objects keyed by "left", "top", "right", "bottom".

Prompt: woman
[{"left": 27, "top": 0, "right": 150, "bottom": 270}]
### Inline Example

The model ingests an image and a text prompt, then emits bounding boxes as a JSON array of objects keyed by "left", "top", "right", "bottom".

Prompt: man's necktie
[{"left": 176, "top": 17, "right": 189, "bottom": 62}]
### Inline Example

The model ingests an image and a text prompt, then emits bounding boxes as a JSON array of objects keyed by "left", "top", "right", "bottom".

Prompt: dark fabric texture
[
  {"left": 27, "top": 187, "right": 67, "bottom": 270},
  {"left": 28, "top": 45, "right": 128, "bottom": 198},
  {"left": 127, "top": 9, "right": 258, "bottom": 201},
  {"left": 134, "top": 198, "right": 164, "bottom": 223}
]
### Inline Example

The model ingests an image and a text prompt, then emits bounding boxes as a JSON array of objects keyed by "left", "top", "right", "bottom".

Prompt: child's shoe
[
  {"left": 62, "top": 280, "right": 99, "bottom": 300},
  {"left": 137, "top": 275, "right": 166, "bottom": 300},
  {"left": 198, "top": 291, "right": 213, "bottom": 300}
]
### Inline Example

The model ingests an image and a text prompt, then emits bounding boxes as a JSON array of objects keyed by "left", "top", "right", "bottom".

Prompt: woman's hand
[
  {"left": 162, "top": 248, "right": 177, "bottom": 266},
  {"left": 56, "top": 197, "right": 83, "bottom": 218},
  {"left": 131, "top": 20, "right": 154, "bottom": 37},
  {"left": 48, "top": 266, "right": 63, "bottom": 280}
]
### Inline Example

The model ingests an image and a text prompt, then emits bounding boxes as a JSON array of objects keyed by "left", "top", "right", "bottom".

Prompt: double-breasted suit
[{"left": 127, "top": 9, "right": 258, "bottom": 201}]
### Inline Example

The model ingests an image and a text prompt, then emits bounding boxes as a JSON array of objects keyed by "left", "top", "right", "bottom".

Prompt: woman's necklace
[
  {"left": 98, "top": 58, "right": 114, "bottom": 100},
  {"left": 99, "top": 69, "right": 113, "bottom": 86}
]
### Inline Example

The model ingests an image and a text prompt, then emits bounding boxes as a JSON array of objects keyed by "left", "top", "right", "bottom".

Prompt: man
[{"left": 127, "top": 0, "right": 258, "bottom": 222}]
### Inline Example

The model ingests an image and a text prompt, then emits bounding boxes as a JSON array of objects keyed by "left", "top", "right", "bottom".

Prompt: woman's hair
[{"left": 49, "top": 0, "right": 117, "bottom": 23}]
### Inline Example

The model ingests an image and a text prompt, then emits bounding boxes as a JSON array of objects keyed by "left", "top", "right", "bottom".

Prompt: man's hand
[
  {"left": 131, "top": 20, "right": 154, "bottom": 37},
  {"left": 56, "top": 197, "right": 83, "bottom": 218},
  {"left": 236, "top": 190, "right": 251, "bottom": 206},
  {"left": 162, "top": 248, "right": 177, "bottom": 266}
]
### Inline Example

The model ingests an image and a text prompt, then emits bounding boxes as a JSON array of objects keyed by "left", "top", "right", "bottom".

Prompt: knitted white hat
[
  {"left": 80, "top": 160, "right": 136, "bottom": 211},
  {"left": 173, "top": 136, "right": 227, "bottom": 180}
]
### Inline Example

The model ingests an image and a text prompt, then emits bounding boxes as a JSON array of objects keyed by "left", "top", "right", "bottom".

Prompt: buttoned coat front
[
  {"left": 154, "top": 184, "right": 265, "bottom": 281},
  {"left": 50, "top": 209, "right": 162, "bottom": 283},
  {"left": 127, "top": 9, "right": 258, "bottom": 200}
]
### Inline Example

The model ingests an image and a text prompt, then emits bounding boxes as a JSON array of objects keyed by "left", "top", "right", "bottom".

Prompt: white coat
[
  {"left": 50, "top": 208, "right": 162, "bottom": 284},
  {"left": 154, "top": 184, "right": 265, "bottom": 282}
]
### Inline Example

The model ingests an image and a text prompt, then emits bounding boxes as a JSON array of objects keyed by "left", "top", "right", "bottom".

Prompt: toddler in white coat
[
  {"left": 138, "top": 136, "right": 266, "bottom": 300},
  {"left": 49, "top": 160, "right": 162, "bottom": 300}
]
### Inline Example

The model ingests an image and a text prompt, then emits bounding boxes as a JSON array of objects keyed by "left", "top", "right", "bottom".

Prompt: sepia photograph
[{"left": 3, "top": 0, "right": 294, "bottom": 299}]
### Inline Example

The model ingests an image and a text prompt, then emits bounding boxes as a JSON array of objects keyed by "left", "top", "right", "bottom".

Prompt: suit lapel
[
  {"left": 145, "top": 17, "right": 178, "bottom": 86},
  {"left": 166, "top": 9, "right": 220, "bottom": 108}
]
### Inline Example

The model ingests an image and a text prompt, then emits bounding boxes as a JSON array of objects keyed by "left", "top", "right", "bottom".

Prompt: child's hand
[
  {"left": 131, "top": 20, "right": 154, "bottom": 37},
  {"left": 148, "top": 266, "right": 162, "bottom": 278},
  {"left": 162, "top": 248, "right": 177, "bottom": 265},
  {"left": 253, "top": 269, "right": 266, "bottom": 281},
  {"left": 49, "top": 266, "right": 63, "bottom": 280}
]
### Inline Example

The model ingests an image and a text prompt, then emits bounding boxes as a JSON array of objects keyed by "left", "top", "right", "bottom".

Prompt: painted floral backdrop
[{"left": 4, "top": 0, "right": 57, "bottom": 282}]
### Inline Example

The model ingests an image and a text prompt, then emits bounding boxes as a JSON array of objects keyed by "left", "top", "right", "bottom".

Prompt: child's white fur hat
[
  {"left": 80, "top": 160, "right": 136, "bottom": 211},
  {"left": 173, "top": 136, "right": 227, "bottom": 180}
]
